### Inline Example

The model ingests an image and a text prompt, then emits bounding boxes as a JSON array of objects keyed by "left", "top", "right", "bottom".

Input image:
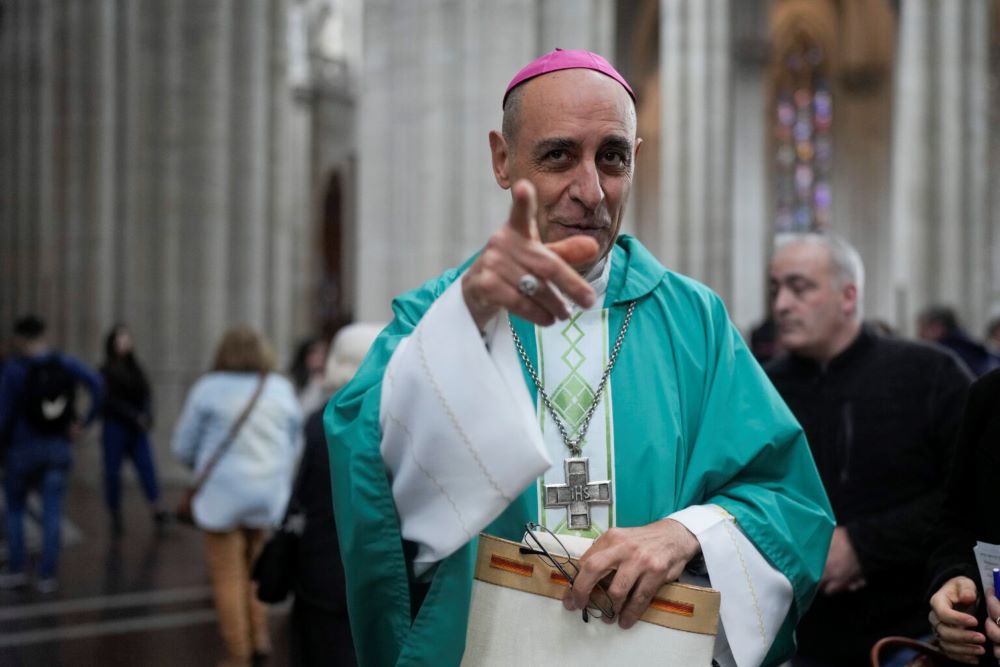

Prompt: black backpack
[{"left": 20, "top": 357, "right": 77, "bottom": 436}]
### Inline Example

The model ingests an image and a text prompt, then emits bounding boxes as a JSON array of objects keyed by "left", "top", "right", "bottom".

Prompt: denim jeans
[
  {"left": 3, "top": 458, "right": 68, "bottom": 578},
  {"left": 101, "top": 418, "right": 160, "bottom": 513}
]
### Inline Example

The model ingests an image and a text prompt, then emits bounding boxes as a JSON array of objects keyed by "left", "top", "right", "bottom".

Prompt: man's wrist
[
  {"left": 460, "top": 272, "right": 498, "bottom": 331},
  {"left": 661, "top": 517, "right": 701, "bottom": 561}
]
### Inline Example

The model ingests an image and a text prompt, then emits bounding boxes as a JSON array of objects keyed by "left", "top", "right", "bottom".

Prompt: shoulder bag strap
[{"left": 189, "top": 373, "right": 268, "bottom": 495}]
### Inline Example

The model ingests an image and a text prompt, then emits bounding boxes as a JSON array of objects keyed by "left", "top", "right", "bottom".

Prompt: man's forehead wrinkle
[
  {"left": 532, "top": 137, "right": 578, "bottom": 152},
  {"left": 519, "top": 70, "right": 636, "bottom": 129},
  {"left": 530, "top": 135, "right": 633, "bottom": 152}
]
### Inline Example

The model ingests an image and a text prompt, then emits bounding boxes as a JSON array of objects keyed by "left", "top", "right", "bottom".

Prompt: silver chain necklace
[{"left": 507, "top": 300, "right": 636, "bottom": 458}]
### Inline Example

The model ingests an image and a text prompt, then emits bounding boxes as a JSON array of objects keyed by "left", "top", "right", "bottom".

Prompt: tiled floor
[{"left": 0, "top": 448, "right": 290, "bottom": 667}]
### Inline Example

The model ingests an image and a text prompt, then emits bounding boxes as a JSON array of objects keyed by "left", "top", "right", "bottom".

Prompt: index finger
[
  {"left": 566, "top": 542, "right": 621, "bottom": 610},
  {"left": 986, "top": 594, "right": 1000, "bottom": 636},
  {"left": 508, "top": 179, "right": 539, "bottom": 241},
  {"left": 934, "top": 602, "right": 980, "bottom": 628},
  {"left": 535, "top": 238, "right": 598, "bottom": 309}
]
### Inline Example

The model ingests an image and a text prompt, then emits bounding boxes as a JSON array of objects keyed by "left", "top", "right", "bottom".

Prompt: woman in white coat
[{"left": 173, "top": 325, "right": 303, "bottom": 667}]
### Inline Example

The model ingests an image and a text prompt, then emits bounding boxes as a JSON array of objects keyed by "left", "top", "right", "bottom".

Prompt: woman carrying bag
[{"left": 172, "top": 326, "right": 303, "bottom": 667}]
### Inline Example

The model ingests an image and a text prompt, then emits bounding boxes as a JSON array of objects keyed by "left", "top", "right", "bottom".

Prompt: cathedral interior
[{"left": 0, "top": 2, "right": 999, "bottom": 662}]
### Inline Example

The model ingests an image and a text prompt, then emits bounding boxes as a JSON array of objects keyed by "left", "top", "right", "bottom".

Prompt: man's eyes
[
  {"left": 599, "top": 150, "right": 627, "bottom": 167},
  {"left": 770, "top": 279, "right": 816, "bottom": 299},
  {"left": 537, "top": 147, "right": 630, "bottom": 169},
  {"left": 788, "top": 280, "right": 814, "bottom": 295}
]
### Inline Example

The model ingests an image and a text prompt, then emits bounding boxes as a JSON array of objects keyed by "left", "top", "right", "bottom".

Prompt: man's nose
[
  {"left": 772, "top": 286, "right": 793, "bottom": 314},
  {"left": 568, "top": 160, "right": 604, "bottom": 211}
]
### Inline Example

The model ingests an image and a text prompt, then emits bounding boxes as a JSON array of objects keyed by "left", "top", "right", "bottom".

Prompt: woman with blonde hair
[{"left": 173, "top": 325, "right": 303, "bottom": 667}]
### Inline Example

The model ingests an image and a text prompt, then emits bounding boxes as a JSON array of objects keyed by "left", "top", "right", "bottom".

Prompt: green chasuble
[{"left": 325, "top": 235, "right": 834, "bottom": 667}]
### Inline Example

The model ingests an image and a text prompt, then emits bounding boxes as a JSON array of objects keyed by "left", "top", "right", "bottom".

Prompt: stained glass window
[{"left": 774, "top": 42, "right": 833, "bottom": 232}]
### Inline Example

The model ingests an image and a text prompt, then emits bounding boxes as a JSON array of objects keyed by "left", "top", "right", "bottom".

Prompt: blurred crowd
[{"left": 0, "top": 313, "right": 381, "bottom": 667}]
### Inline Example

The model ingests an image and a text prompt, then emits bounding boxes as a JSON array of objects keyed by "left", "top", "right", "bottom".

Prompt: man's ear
[
  {"left": 489, "top": 130, "right": 511, "bottom": 189},
  {"left": 634, "top": 136, "right": 643, "bottom": 161},
  {"left": 842, "top": 283, "right": 859, "bottom": 318}
]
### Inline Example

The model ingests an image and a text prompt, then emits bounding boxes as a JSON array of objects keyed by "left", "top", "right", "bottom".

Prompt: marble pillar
[
  {"left": 889, "top": 0, "right": 993, "bottom": 335},
  {"left": 991, "top": 6, "right": 1000, "bottom": 327},
  {"left": 658, "top": 0, "right": 738, "bottom": 308},
  {"left": 0, "top": 0, "right": 319, "bottom": 477},
  {"left": 729, "top": 0, "right": 771, "bottom": 330}
]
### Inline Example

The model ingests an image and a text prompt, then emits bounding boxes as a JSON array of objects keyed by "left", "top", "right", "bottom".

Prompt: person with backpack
[{"left": 0, "top": 314, "right": 103, "bottom": 593}]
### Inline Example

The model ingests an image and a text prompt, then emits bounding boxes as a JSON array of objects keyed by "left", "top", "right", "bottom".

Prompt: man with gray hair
[{"left": 766, "top": 233, "right": 972, "bottom": 666}]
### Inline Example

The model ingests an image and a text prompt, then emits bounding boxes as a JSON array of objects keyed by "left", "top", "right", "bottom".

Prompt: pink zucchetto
[{"left": 502, "top": 48, "right": 636, "bottom": 108}]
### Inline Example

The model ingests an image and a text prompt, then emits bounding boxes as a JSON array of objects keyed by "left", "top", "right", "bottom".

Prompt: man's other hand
[
  {"left": 564, "top": 518, "right": 701, "bottom": 630},
  {"left": 461, "top": 180, "right": 599, "bottom": 330},
  {"left": 820, "top": 526, "right": 865, "bottom": 594},
  {"left": 929, "top": 575, "right": 984, "bottom": 665}
]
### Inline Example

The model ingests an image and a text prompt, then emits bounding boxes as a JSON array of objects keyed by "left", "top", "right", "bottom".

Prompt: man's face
[
  {"left": 916, "top": 317, "right": 944, "bottom": 342},
  {"left": 490, "top": 69, "right": 640, "bottom": 272},
  {"left": 769, "top": 242, "right": 856, "bottom": 360}
]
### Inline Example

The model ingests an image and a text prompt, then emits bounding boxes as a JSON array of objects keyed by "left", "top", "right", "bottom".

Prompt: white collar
[{"left": 575, "top": 255, "right": 612, "bottom": 312}]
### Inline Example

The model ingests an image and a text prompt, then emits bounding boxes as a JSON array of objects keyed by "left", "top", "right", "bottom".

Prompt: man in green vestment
[{"left": 326, "top": 49, "right": 834, "bottom": 667}]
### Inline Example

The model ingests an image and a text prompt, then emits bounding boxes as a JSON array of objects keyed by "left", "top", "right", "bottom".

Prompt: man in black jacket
[
  {"left": 927, "top": 368, "right": 1000, "bottom": 666},
  {"left": 766, "top": 233, "right": 973, "bottom": 667}
]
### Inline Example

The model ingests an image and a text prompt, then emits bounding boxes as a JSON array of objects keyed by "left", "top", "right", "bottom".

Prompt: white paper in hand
[{"left": 973, "top": 541, "right": 1000, "bottom": 595}]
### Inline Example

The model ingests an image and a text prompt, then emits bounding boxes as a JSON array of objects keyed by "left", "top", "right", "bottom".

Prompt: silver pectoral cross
[{"left": 543, "top": 457, "right": 611, "bottom": 531}]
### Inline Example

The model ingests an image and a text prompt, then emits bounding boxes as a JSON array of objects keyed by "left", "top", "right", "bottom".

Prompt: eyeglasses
[{"left": 519, "top": 521, "right": 616, "bottom": 623}]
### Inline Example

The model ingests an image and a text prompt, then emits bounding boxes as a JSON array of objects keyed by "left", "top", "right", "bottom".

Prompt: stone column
[
  {"left": 990, "top": 5, "right": 1000, "bottom": 325},
  {"left": 0, "top": 2, "right": 12, "bottom": 330},
  {"left": 889, "top": 0, "right": 992, "bottom": 335},
  {"left": 729, "top": 0, "right": 771, "bottom": 330},
  {"left": 267, "top": 0, "right": 312, "bottom": 359},
  {"left": 120, "top": 0, "right": 177, "bottom": 409},
  {"left": 0, "top": 1, "right": 322, "bottom": 484},
  {"left": 93, "top": 0, "right": 119, "bottom": 335},
  {"left": 16, "top": 2, "right": 43, "bottom": 321},
  {"left": 228, "top": 1, "right": 271, "bottom": 331},
  {"left": 659, "top": 0, "right": 734, "bottom": 303}
]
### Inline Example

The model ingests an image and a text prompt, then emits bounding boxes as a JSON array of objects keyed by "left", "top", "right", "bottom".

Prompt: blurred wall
[{"left": 0, "top": 0, "right": 337, "bottom": 476}]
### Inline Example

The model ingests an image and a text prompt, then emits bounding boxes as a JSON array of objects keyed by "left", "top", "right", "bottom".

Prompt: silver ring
[
  {"left": 518, "top": 273, "right": 539, "bottom": 297},
  {"left": 995, "top": 614, "right": 1000, "bottom": 627}
]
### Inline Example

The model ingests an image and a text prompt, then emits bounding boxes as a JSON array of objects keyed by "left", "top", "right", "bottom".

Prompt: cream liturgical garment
[{"left": 379, "top": 257, "right": 795, "bottom": 667}]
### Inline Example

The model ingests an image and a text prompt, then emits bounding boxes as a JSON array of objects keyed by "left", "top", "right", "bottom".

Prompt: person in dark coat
[
  {"left": 926, "top": 369, "right": 1000, "bottom": 666},
  {"left": 285, "top": 323, "right": 382, "bottom": 667},
  {"left": 917, "top": 305, "right": 1000, "bottom": 378},
  {"left": 99, "top": 323, "right": 167, "bottom": 535},
  {"left": 766, "top": 233, "right": 973, "bottom": 667}
]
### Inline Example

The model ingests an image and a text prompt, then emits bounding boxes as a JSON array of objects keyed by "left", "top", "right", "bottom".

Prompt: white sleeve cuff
[
  {"left": 380, "top": 280, "right": 550, "bottom": 570},
  {"left": 670, "top": 504, "right": 794, "bottom": 667}
]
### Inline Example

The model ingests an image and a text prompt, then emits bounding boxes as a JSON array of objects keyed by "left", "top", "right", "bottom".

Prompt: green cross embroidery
[{"left": 551, "top": 313, "right": 597, "bottom": 439}]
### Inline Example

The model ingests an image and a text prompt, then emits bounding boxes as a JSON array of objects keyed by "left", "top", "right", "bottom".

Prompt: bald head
[{"left": 502, "top": 67, "right": 636, "bottom": 144}]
